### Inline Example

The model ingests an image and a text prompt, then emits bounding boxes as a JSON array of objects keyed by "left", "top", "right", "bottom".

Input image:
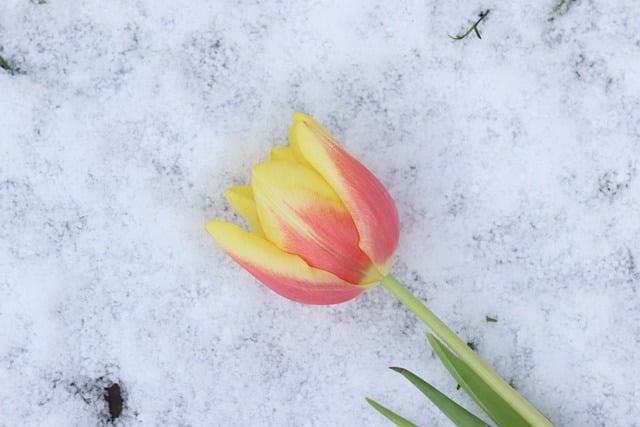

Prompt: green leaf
[
  {"left": 0, "top": 54, "right": 15, "bottom": 75},
  {"left": 390, "top": 367, "right": 493, "bottom": 427},
  {"left": 553, "top": 0, "right": 566, "bottom": 12},
  {"left": 365, "top": 397, "right": 418, "bottom": 427},
  {"left": 427, "top": 333, "right": 532, "bottom": 427}
]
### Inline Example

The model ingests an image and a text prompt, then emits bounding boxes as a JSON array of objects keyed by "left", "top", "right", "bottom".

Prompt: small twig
[
  {"left": 449, "top": 9, "right": 491, "bottom": 40},
  {"left": 0, "top": 54, "right": 15, "bottom": 75}
]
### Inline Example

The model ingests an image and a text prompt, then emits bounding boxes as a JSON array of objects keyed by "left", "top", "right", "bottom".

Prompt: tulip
[
  {"left": 206, "top": 113, "right": 554, "bottom": 426},
  {"left": 206, "top": 112, "right": 400, "bottom": 304}
]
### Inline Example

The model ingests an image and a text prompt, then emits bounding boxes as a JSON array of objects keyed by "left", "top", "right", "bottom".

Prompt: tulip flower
[
  {"left": 206, "top": 112, "right": 400, "bottom": 304},
  {"left": 206, "top": 113, "right": 554, "bottom": 427}
]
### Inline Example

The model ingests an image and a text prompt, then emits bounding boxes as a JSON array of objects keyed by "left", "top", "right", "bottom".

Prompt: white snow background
[{"left": 1, "top": 1, "right": 639, "bottom": 426}]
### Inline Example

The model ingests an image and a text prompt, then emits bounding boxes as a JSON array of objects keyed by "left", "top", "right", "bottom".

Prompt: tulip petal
[
  {"left": 268, "top": 146, "right": 296, "bottom": 162},
  {"left": 289, "top": 113, "right": 400, "bottom": 268},
  {"left": 252, "top": 159, "right": 377, "bottom": 284},
  {"left": 205, "top": 220, "right": 367, "bottom": 304},
  {"left": 225, "top": 186, "right": 265, "bottom": 237}
]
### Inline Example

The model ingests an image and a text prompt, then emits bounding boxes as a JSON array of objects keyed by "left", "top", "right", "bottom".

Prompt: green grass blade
[
  {"left": 0, "top": 54, "right": 15, "bottom": 75},
  {"left": 427, "top": 333, "right": 532, "bottom": 427},
  {"left": 390, "top": 367, "right": 493, "bottom": 427},
  {"left": 366, "top": 397, "right": 418, "bottom": 427}
]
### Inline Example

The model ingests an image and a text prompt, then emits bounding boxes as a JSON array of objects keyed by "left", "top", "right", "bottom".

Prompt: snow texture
[{"left": 1, "top": 0, "right": 639, "bottom": 426}]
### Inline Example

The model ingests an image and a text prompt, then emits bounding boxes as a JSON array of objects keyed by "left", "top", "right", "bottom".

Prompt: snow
[{"left": 1, "top": 0, "right": 639, "bottom": 425}]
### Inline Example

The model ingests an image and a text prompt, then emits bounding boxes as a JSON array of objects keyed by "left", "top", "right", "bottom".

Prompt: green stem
[{"left": 379, "top": 273, "right": 553, "bottom": 427}]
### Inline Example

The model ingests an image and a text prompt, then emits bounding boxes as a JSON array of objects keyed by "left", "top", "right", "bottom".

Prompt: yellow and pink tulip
[
  {"left": 205, "top": 113, "right": 553, "bottom": 426},
  {"left": 205, "top": 113, "right": 400, "bottom": 304}
]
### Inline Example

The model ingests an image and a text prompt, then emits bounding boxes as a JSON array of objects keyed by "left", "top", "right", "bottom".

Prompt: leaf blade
[
  {"left": 365, "top": 397, "right": 419, "bottom": 427},
  {"left": 427, "top": 333, "right": 532, "bottom": 427},
  {"left": 390, "top": 366, "right": 493, "bottom": 427}
]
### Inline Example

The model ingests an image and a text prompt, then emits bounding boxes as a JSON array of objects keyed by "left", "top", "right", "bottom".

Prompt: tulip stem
[{"left": 379, "top": 274, "right": 553, "bottom": 427}]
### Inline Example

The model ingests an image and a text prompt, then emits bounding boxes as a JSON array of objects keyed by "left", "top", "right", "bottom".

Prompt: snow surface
[{"left": 1, "top": 0, "right": 639, "bottom": 426}]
